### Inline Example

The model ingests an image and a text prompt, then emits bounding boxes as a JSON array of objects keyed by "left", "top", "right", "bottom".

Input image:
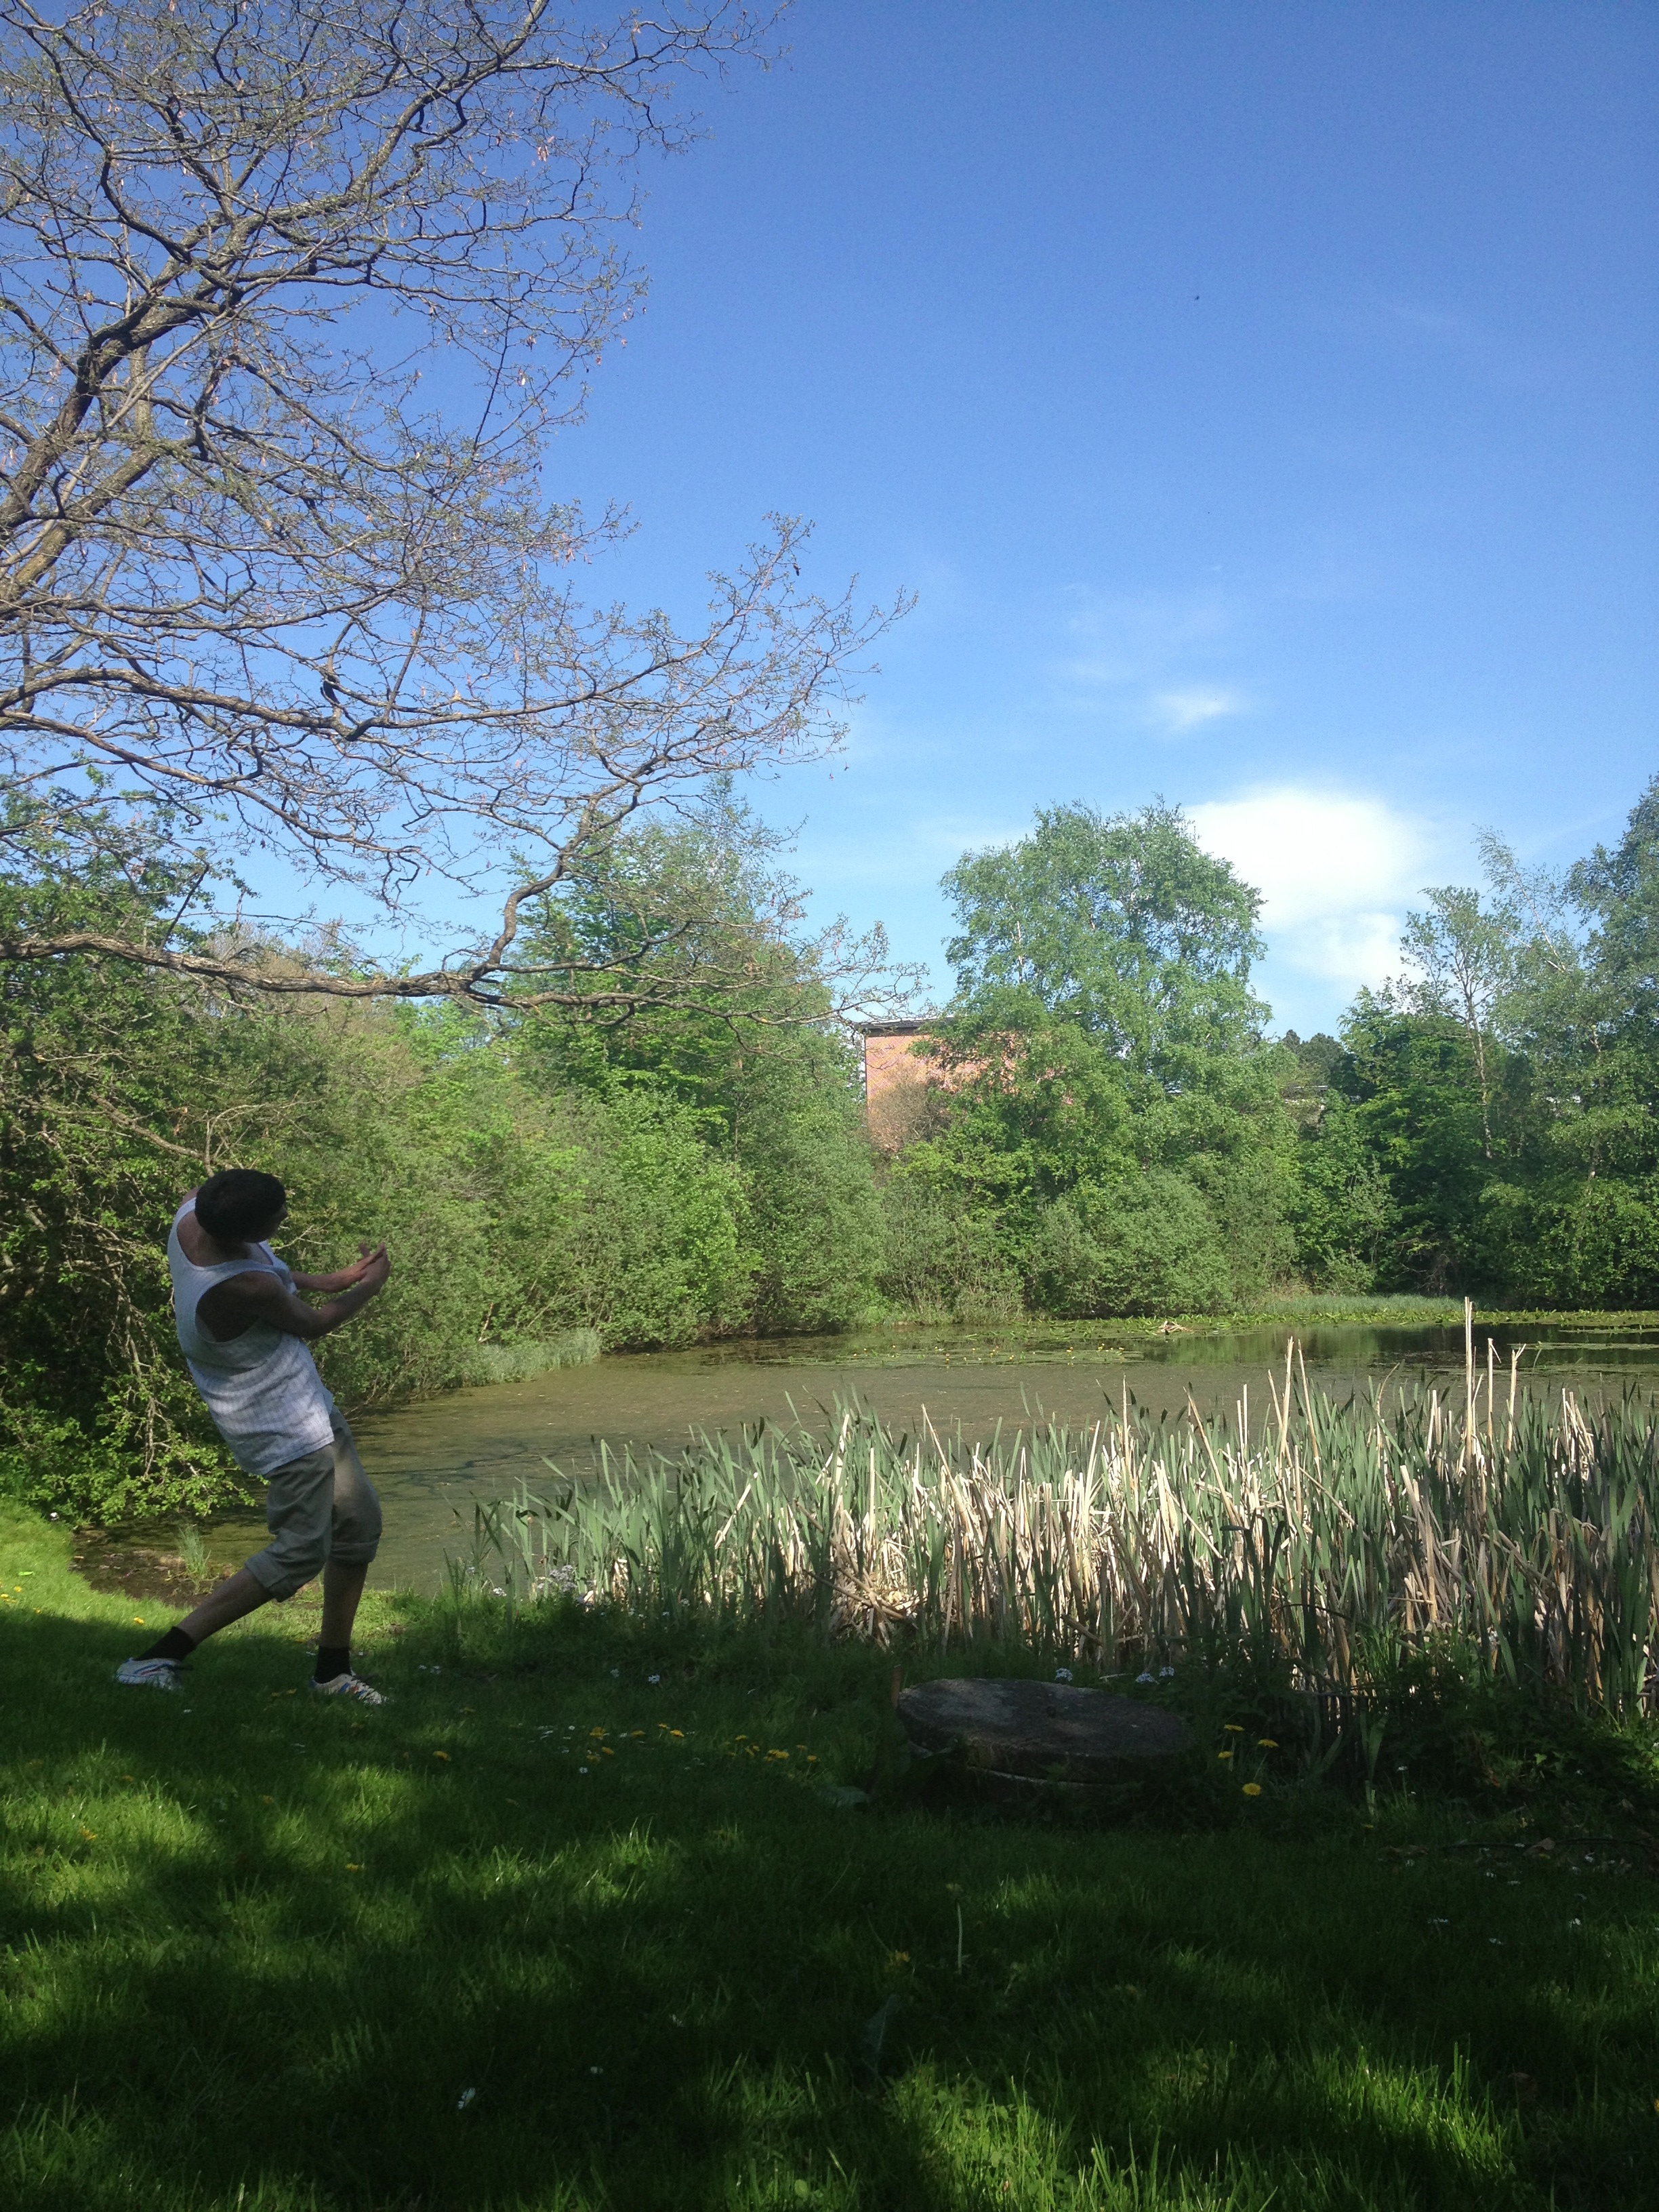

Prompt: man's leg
[
  {"left": 119, "top": 1567, "right": 269, "bottom": 1683},
  {"left": 178, "top": 1567, "right": 270, "bottom": 1643},
  {"left": 319, "top": 1558, "right": 369, "bottom": 1652},
  {"left": 118, "top": 1441, "right": 333, "bottom": 1687},
  {"left": 309, "top": 1419, "right": 384, "bottom": 1698}
]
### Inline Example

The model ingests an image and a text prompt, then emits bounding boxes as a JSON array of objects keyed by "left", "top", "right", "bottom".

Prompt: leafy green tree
[
  {"left": 1029, "top": 1172, "right": 1233, "bottom": 1318},
  {"left": 1328, "top": 996, "right": 1491, "bottom": 1292},
  {"left": 874, "top": 1179, "right": 1022, "bottom": 1323},
  {"left": 512, "top": 802, "right": 886, "bottom": 1334},
  {"left": 0, "top": 822, "right": 236, "bottom": 1515},
  {"left": 1472, "top": 780, "right": 1659, "bottom": 1303},
  {"left": 729, "top": 1034, "right": 884, "bottom": 1334},
  {"left": 941, "top": 801, "right": 1266, "bottom": 1062},
  {"left": 1395, "top": 886, "right": 1519, "bottom": 1159},
  {"left": 916, "top": 804, "right": 1295, "bottom": 1315},
  {"left": 1570, "top": 775, "right": 1659, "bottom": 1027},
  {"left": 1294, "top": 779, "right": 1659, "bottom": 1305},
  {"left": 1285, "top": 1090, "right": 1398, "bottom": 1292}
]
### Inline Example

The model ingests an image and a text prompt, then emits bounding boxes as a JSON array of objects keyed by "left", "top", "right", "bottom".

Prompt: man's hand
[
  {"left": 292, "top": 1243, "right": 390, "bottom": 1295},
  {"left": 335, "top": 1242, "right": 390, "bottom": 1292}
]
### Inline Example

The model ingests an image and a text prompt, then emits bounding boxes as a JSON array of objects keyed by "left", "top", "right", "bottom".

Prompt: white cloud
[
  {"left": 1188, "top": 785, "right": 1435, "bottom": 1003},
  {"left": 1153, "top": 686, "right": 1246, "bottom": 734}
]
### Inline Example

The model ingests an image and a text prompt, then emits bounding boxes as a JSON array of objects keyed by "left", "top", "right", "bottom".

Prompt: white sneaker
[
  {"left": 310, "top": 1671, "right": 388, "bottom": 1706},
  {"left": 116, "top": 1656, "right": 184, "bottom": 1690}
]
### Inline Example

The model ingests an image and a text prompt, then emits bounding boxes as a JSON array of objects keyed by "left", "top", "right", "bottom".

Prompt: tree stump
[{"left": 897, "top": 1676, "right": 1191, "bottom": 1787}]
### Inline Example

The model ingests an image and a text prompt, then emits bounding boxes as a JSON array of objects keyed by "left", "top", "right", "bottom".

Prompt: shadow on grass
[{"left": 2, "top": 1603, "right": 1656, "bottom": 2211}]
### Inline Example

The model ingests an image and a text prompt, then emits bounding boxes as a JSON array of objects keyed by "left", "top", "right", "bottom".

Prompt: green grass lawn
[{"left": 3, "top": 1507, "right": 1657, "bottom": 2212}]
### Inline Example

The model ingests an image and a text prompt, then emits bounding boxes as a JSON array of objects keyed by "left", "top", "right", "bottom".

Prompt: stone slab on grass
[{"left": 898, "top": 1676, "right": 1191, "bottom": 1784}]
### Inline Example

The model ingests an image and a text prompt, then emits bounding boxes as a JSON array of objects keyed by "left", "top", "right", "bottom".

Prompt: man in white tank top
[{"left": 116, "top": 1168, "right": 392, "bottom": 1702}]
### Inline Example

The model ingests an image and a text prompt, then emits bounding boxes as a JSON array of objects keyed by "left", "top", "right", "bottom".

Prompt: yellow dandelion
[
  {"left": 601, "top": 1746, "right": 614, "bottom": 1757},
  {"left": 1242, "top": 1784, "right": 1263, "bottom": 1798},
  {"left": 1258, "top": 1738, "right": 1279, "bottom": 1749},
  {"left": 346, "top": 1862, "right": 363, "bottom": 1872},
  {"left": 1217, "top": 1750, "right": 1233, "bottom": 1761},
  {"left": 132, "top": 1616, "right": 144, "bottom": 1625},
  {"left": 670, "top": 1729, "right": 683, "bottom": 1739},
  {"left": 432, "top": 1750, "right": 450, "bottom": 1762},
  {"left": 79, "top": 1826, "right": 96, "bottom": 1840},
  {"left": 1223, "top": 1724, "right": 1244, "bottom": 1734}
]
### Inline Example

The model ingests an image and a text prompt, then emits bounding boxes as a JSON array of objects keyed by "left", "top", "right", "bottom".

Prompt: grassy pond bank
[{"left": 3, "top": 1487, "right": 1658, "bottom": 2211}]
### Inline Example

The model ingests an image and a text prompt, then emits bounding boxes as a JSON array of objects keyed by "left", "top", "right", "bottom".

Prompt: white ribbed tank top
[{"left": 167, "top": 1202, "right": 336, "bottom": 1475}]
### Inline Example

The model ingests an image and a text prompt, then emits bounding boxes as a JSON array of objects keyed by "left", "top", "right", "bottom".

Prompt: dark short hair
[{"left": 194, "top": 1168, "right": 287, "bottom": 1242}]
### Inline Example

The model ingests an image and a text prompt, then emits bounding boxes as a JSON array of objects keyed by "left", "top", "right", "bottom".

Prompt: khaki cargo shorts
[{"left": 244, "top": 1415, "right": 383, "bottom": 1602}]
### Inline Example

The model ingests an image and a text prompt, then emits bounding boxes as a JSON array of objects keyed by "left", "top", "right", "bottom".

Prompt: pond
[
  {"left": 346, "top": 1315, "right": 1659, "bottom": 1589},
  {"left": 77, "top": 1315, "right": 1659, "bottom": 1597}
]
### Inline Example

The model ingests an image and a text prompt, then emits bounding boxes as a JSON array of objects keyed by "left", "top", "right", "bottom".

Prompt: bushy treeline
[
  {"left": 880, "top": 780, "right": 1659, "bottom": 1321},
  {"left": 5, "top": 781, "right": 1655, "bottom": 1523},
  {"left": 0, "top": 811, "right": 884, "bottom": 1519},
  {"left": 1288, "top": 779, "right": 1659, "bottom": 1303}
]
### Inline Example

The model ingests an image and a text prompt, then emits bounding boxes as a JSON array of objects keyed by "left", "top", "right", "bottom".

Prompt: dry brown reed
[{"left": 478, "top": 1347, "right": 1659, "bottom": 1715}]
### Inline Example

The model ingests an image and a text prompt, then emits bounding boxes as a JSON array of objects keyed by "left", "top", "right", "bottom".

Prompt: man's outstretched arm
[{"left": 203, "top": 1250, "right": 391, "bottom": 1342}]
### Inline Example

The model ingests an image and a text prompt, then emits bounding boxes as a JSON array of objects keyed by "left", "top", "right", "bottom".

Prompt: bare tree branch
[{"left": 0, "top": 0, "right": 912, "bottom": 1016}]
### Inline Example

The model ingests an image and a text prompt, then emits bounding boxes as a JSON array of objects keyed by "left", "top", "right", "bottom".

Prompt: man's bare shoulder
[{"left": 174, "top": 1206, "right": 211, "bottom": 1265}]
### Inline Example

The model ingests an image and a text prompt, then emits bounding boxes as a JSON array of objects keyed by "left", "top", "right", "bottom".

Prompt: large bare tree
[{"left": 0, "top": 0, "right": 905, "bottom": 1014}]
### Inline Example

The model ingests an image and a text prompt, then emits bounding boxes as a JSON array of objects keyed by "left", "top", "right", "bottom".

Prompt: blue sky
[{"left": 513, "top": 4, "right": 1656, "bottom": 1034}]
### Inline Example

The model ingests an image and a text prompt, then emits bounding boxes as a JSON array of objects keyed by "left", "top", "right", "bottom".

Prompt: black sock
[
  {"left": 140, "top": 1626, "right": 197, "bottom": 1663},
  {"left": 314, "top": 1645, "right": 350, "bottom": 1684}
]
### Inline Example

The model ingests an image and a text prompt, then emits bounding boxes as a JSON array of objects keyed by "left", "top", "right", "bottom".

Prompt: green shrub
[
  {"left": 1027, "top": 1172, "right": 1233, "bottom": 1318},
  {"left": 468, "top": 1332, "right": 603, "bottom": 1385},
  {"left": 876, "top": 1178, "right": 1023, "bottom": 1322}
]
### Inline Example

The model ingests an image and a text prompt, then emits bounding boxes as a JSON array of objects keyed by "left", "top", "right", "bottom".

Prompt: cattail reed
[{"left": 474, "top": 1349, "right": 1659, "bottom": 1716}]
